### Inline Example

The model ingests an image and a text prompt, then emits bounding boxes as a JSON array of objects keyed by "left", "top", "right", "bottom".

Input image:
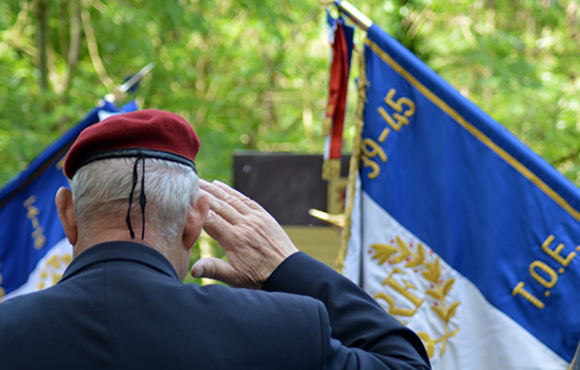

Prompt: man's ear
[
  {"left": 182, "top": 192, "right": 210, "bottom": 249},
  {"left": 55, "top": 187, "right": 78, "bottom": 246}
]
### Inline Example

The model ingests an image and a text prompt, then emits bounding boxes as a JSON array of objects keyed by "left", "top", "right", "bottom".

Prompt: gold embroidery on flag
[
  {"left": 36, "top": 253, "right": 72, "bottom": 290},
  {"left": 378, "top": 128, "right": 390, "bottom": 143},
  {"left": 542, "top": 235, "right": 576, "bottom": 267},
  {"left": 23, "top": 195, "right": 46, "bottom": 250},
  {"left": 512, "top": 282, "right": 545, "bottom": 309},
  {"left": 361, "top": 137, "right": 387, "bottom": 179},
  {"left": 512, "top": 234, "right": 577, "bottom": 309},
  {"left": 370, "top": 236, "right": 460, "bottom": 358},
  {"left": 529, "top": 261, "right": 558, "bottom": 288},
  {"left": 56, "top": 156, "right": 65, "bottom": 170},
  {"left": 377, "top": 88, "right": 416, "bottom": 132}
]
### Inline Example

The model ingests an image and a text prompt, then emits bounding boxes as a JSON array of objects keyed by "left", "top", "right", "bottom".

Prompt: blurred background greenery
[
  {"left": 1, "top": 0, "right": 579, "bottom": 186},
  {"left": 1, "top": 0, "right": 579, "bottom": 283},
  {"left": 1, "top": 0, "right": 579, "bottom": 187}
]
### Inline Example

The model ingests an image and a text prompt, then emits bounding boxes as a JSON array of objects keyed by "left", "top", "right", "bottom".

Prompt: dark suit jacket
[{"left": 0, "top": 241, "right": 430, "bottom": 369}]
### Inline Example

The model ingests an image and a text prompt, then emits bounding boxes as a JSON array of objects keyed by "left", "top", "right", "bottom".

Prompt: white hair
[{"left": 71, "top": 157, "right": 199, "bottom": 243}]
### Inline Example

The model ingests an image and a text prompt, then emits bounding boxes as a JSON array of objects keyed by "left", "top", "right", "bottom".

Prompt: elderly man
[{"left": 0, "top": 110, "right": 430, "bottom": 369}]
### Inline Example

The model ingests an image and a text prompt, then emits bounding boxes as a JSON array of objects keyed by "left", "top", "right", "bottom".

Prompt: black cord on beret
[
  {"left": 126, "top": 156, "right": 139, "bottom": 239},
  {"left": 139, "top": 154, "right": 147, "bottom": 240}
]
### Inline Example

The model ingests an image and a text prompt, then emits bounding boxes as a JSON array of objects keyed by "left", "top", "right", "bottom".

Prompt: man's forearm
[{"left": 263, "top": 252, "right": 431, "bottom": 370}]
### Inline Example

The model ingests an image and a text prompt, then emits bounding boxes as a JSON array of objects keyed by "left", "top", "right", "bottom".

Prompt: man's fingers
[
  {"left": 200, "top": 183, "right": 244, "bottom": 225},
  {"left": 212, "top": 180, "right": 262, "bottom": 210},
  {"left": 201, "top": 179, "right": 264, "bottom": 215},
  {"left": 202, "top": 209, "right": 234, "bottom": 242},
  {"left": 208, "top": 196, "right": 244, "bottom": 225},
  {"left": 213, "top": 180, "right": 264, "bottom": 211},
  {"left": 202, "top": 180, "right": 257, "bottom": 215}
]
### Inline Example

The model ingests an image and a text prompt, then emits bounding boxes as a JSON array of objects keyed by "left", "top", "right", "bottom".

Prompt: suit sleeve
[{"left": 262, "top": 252, "right": 431, "bottom": 370}]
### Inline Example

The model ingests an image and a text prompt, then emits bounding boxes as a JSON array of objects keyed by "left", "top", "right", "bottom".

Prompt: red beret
[{"left": 64, "top": 109, "right": 200, "bottom": 179}]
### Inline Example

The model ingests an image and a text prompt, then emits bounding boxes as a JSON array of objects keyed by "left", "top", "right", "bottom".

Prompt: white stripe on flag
[
  {"left": 344, "top": 191, "right": 568, "bottom": 369},
  {"left": 4, "top": 238, "right": 73, "bottom": 301}
]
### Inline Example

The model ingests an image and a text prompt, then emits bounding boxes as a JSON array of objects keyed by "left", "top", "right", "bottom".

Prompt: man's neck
[{"left": 74, "top": 225, "right": 188, "bottom": 280}]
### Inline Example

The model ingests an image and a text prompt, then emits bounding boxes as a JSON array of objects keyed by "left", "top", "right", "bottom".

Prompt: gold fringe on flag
[
  {"left": 336, "top": 46, "right": 367, "bottom": 273},
  {"left": 322, "top": 158, "right": 341, "bottom": 180}
]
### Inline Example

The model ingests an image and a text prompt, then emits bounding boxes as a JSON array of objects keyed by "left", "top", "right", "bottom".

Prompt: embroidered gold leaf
[
  {"left": 422, "top": 259, "right": 442, "bottom": 283},
  {"left": 421, "top": 262, "right": 438, "bottom": 283},
  {"left": 417, "top": 331, "right": 433, "bottom": 342},
  {"left": 442, "top": 278, "right": 455, "bottom": 296},
  {"left": 431, "top": 305, "right": 446, "bottom": 321},
  {"left": 433, "top": 258, "right": 441, "bottom": 281},
  {"left": 405, "top": 258, "right": 422, "bottom": 268},
  {"left": 371, "top": 244, "right": 398, "bottom": 265},
  {"left": 417, "top": 243, "right": 426, "bottom": 261},
  {"left": 390, "top": 253, "right": 408, "bottom": 264},
  {"left": 425, "top": 289, "right": 440, "bottom": 300},
  {"left": 417, "top": 332, "right": 435, "bottom": 358},
  {"left": 396, "top": 235, "right": 412, "bottom": 255},
  {"left": 445, "top": 302, "right": 461, "bottom": 324}
]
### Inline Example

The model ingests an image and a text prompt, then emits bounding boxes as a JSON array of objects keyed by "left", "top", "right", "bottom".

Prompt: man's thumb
[{"left": 191, "top": 258, "right": 239, "bottom": 286}]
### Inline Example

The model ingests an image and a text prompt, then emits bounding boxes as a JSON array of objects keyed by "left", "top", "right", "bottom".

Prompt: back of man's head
[
  {"left": 64, "top": 109, "right": 202, "bottom": 246},
  {"left": 71, "top": 157, "right": 199, "bottom": 244}
]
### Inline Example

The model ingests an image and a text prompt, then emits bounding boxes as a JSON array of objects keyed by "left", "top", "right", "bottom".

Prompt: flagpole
[
  {"left": 334, "top": 1, "right": 373, "bottom": 30},
  {"left": 104, "top": 62, "right": 156, "bottom": 103},
  {"left": 119, "top": 62, "right": 156, "bottom": 93}
]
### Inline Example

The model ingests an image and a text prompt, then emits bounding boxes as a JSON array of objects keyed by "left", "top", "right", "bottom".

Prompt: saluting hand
[{"left": 191, "top": 180, "right": 298, "bottom": 289}]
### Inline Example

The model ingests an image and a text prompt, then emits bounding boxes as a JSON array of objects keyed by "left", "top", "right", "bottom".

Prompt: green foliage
[
  {"left": 3, "top": 1, "right": 578, "bottom": 186},
  {"left": 0, "top": 0, "right": 331, "bottom": 186}
]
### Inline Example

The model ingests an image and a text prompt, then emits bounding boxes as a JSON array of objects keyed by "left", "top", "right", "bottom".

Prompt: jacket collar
[{"left": 60, "top": 241, "right": 180, "bottom": 282}]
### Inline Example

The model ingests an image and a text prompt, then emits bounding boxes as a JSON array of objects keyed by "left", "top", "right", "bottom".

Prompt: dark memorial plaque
[{"left": 233, "top": 152, "right": 350, "bottom": 226}]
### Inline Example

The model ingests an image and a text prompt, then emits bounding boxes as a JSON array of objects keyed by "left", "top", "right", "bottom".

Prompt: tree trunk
[
  {"left": 64, "top": 0, "right": 81, "bottom": 91},
  {"left": 58, "top": 0, "right": 68, "bottom": 61},
  {"left": 34, "top": 0, "right": 49, "bottom": 91}
]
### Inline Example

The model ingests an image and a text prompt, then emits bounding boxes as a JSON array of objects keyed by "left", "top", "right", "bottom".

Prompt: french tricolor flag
[{"left": 341, "top": 23, "right": 579, "bottom": 370}]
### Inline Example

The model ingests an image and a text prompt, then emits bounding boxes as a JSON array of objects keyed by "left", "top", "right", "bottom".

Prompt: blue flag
[
  {"left": 0, "top": 101, "right": 137, "bottom": 300},
  {"left": 343, "top": 24, "right": 578, "bottom": 369}
]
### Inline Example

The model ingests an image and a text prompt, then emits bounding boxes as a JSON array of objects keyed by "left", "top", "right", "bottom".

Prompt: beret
[{"left": 64, "top": 109, "right": 200, "bottom": 179}]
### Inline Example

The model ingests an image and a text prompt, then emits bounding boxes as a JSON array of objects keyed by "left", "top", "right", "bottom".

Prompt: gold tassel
[
  {"left": 322, "top": 159, "right": 341, "bottom": 180},
  {"left": 336, "top": 46, "right": 367, "bottom": 273}
]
